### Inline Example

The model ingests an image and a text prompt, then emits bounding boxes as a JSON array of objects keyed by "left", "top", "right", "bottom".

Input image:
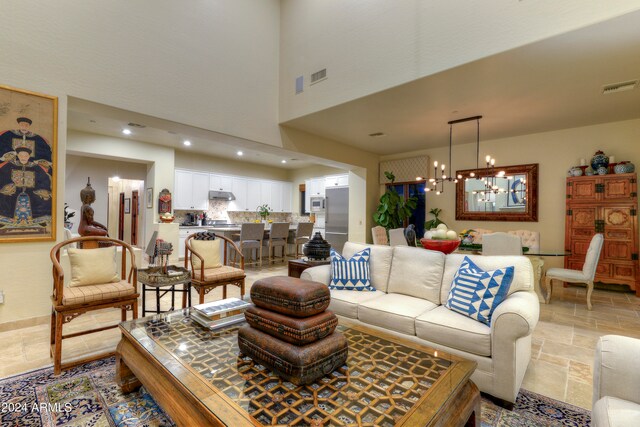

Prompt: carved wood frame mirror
[{"left": 455, "top": 163, "right": 538, "bottom": 222}]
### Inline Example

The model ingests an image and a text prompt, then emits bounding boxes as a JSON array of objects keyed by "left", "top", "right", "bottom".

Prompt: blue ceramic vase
[
  {"left": 590, "top": 150, "right": 609, "bottom": 171},
  {"left": 614, "top": 161, "right": 635, "bottom": 174}
]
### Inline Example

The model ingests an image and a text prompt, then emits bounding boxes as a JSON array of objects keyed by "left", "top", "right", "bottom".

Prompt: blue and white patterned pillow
[
  {"left": 445, "top": 256, "right": 514, "bottom": 325},
  {"left": 329, "top": 248, "right": 375, "bottom": 291}
]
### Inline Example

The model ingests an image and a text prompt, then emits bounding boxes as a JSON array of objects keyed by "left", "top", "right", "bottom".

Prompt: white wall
[
  {"left": 279, "top": 0, "right": 640, "bottom": 121},
  {"left": 381, "top": 118, "right": 640, "bottom": 271},
  {"left": 175, "top": 151, "right": 289, "bottom": 181},
  {"left": 1, "top": 0, "right": 281, "bottom": 146}
]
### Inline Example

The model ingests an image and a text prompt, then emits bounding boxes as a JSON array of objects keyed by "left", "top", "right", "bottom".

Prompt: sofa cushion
[
  {"left": 593, "top": 396, "right": 640, "bottom": 427},
  {"left": 342, "top": 242, "right": 393, "bottom": 292},
  {"left": 441, "top": 253, "right": 533, "bottom": 302},
  {"left": 357, "top": 293, "right": 437, "bottom": 336},
  {"left": 329, "top": 248, "right": 374, "bottom": 291},
  {"left": 387, "top": 246, "right": 444, "bottom": 304},
  {"left": 328, "top": 289, "right": 385, "bottom": 318},
  {"left": 445, "top": 256, "right": 514, "bottom": 325},
  {"left": 415, "top": 306, "right": 491, "bottom": 357}
]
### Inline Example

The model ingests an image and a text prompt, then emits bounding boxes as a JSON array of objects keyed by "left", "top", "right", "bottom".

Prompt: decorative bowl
[
  {"left": 419, "top": 238, "right": 460, "bottom": 254},
  {"left": 159, "top": 215, "right": 175, "bottom": 223}
]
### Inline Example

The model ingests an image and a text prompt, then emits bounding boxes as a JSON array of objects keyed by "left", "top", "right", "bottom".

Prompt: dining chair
[
  {"left": 50, "top": 236, "right": 139, "bottom": 376},
  {"left": 470, "top": 228, "right": 493, "bottom": 244},
  {"left": 388, "top": 227, "right": 408, "bottom": 246},
  {"left": 482, "top": 232, "right": 523, "bottom": 255},
  {"left": 371, "top": 226, "right": 389, "bottom": 245},
  {"left": 292, "top": 222, "right": 315, "bottom": 258},
  {"left": 265, "top": 222, "right": 290, "bottom": 264},
  {"left": 185, "top": 231, "right": 245, "bottom": 304},
  {"left": 508, "top": 230, "right": 540, "bottom": 252},
  {"left": 233, "top": 222, "right": 265, "bottom": 267},
  {"left": 544, "top": 233, "right": 604, "bottom": 310}
]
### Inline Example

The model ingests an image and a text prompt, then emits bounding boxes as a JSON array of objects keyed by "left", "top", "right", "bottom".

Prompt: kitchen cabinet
[
  {"left": 210, "top": 174, "right": 232, "bottom": 192},
  {"left": 270, "top": 182, "right": 283, "bottom": 212},
  {"left": 325, "top": 174, "right": 349, "bottom": 188},
  {"left": 174, "top": 170, "right": 210, "bottom": 210},
  {"left": 229, "top": 177, "right": 248, "bottom": 211},
  {"left": 246, "top": 179, "right": 262, "bottom": 212},
  {"left": 281, "top": 182, "right": 292, "bottom": 212},
  {"left": 260, "top": 181, "right": 272, "bottom": 208},
  {"left": 565, "top": 173, "right": 638, "bottom": 294},
  {"left": 305, "top": 178, "right": 325, "bottom": 213}
]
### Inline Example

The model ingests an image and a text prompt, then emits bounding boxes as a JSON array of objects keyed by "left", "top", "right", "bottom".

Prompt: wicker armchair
[
  {"left": 185, "top": 231, "right": 246, "bottom": 305},
  {"left": 50, "top": 236, "right": 139, "bottom": 376}
]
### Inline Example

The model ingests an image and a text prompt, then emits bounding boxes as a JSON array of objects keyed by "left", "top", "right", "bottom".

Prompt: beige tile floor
[{"left": 2, "top": 262, "right": 639, "bottom": 411}]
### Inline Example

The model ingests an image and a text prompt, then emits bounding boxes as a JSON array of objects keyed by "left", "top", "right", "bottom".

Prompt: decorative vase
[
  {"left": 570, "top": 167, "right": 583, "bottom": 177},
  {"left": 585, "top": 167, "right": 594, "bottom": 176},
  {"left": 303, "top": 232, "right": 331, "bottom": 260},
  {"left": 597, "top": 166, "right": 608, "bottom": 175},
  {"left": 590, "top": 150, "right": 609, "bottom": 171},
  {"left": 614, "top": 161, "right": 635, "bottom": 174},
  {"left": 462, "top": 236, "right": 474, "bottom": 244}
]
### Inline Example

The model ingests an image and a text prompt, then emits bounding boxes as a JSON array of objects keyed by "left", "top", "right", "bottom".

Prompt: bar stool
[
  {"left": 265, "top": 222, "right": 290, "bottom": 264},
  {"left": 234, "top": 223, "right": 265, "bottom": 267},
  {"left": 292, "top": 222, "right": 315, "bottom": 258}
]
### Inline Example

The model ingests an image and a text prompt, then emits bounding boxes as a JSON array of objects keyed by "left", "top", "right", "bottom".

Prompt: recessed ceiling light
[
  {"left": 122, "top": 129, "right": 131, "bottom": 135},
  {"left": 281, "top": 160, "right": 287, "bottom": 164},
  {"left": 183, "top": 140, "right": 191, "bottom": 146},
  {"left": 112, "top": 176, "right": 120, "bottom": 182},
  {"left": 237, "top": 151, "right": 243, "bottom": 156},
  {"left": 368, "top": 132, "right": 385, "bottom": 137}
]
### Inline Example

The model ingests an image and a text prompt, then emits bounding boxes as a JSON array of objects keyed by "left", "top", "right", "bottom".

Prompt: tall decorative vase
[{"left": 590, "top": 150, "right": 609, "bottom": 171}]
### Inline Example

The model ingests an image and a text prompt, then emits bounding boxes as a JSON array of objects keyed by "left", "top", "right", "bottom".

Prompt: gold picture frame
[{"left": 0, "top": 84, "right": 58, "bottom": 243}]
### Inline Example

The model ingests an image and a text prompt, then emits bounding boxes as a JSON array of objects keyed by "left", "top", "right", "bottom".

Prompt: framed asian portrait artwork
[{"left": 0, "top": 85, "right": 58, "bottom": 243}]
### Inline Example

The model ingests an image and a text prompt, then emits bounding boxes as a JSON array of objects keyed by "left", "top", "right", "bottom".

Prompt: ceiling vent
[
  {"left": 127, "top": 122, "right": 146, "bottom": 128},
  {"left": 602, "top": 80, "right": 638, "bottom": 95},
  {"left": 310, "top": 68, "right": 327, "bottom": 85},
  {"left": 368, "top": 132, "right": 386, "bottom": 137}
]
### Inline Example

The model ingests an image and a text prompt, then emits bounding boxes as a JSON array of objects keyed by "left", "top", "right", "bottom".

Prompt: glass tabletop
[
  {"left": 457, "top": 244, "right": 570, "bottom": 257},
  {"left": 120, "top": 310, "right": 475, "bottom": 426}
]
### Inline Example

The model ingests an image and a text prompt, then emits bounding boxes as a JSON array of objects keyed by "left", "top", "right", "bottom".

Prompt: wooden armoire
[{"left": 565, "top": 173, "right": 639, "bottom": 295}]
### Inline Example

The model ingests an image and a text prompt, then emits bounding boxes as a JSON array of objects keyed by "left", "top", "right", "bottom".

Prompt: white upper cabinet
[
  {"left": 175, "top": 170, "right": 294, "bottom": 213},
  {"left": 210, "top": 174, "right": 232, "bottom": 192},
  {"left": 229, "top": 177, "right": 248, "bottom": 211},
  {"left": 325, "top": 174, "right": 349, "bottom": 188},
  {"left": 174, "top": 170, "right": 209, "bottom": 210}
]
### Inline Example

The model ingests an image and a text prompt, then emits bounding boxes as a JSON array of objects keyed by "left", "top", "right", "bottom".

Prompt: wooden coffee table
[{"left": 116, "top": 310, "right": 480, "bottom": 426}]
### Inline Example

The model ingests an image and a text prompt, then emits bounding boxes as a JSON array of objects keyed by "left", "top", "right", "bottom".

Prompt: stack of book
[{"left": 190, "top": 298, "right": 250, "bottom": 330}]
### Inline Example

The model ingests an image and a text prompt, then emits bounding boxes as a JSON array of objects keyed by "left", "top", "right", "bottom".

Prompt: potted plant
[
  {"left": 373, "top": 171, "right": 417, "bottom": 230},
  {"left": 424, "top": 208, "right": 446, "bottom": 232},
  {"left": 63, "top": 203, "right": 75, "bottom": 230},
  {"left": 256, "top": 203, "right": 272, "bottom": 221}
]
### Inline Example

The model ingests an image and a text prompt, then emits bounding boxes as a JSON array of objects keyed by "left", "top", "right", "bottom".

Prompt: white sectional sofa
[{"left": 301, "top": 242, "right": 539, "bottom": 404}]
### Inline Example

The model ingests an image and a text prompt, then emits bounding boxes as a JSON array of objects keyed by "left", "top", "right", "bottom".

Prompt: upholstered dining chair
[
  {"left": 388, "top": 228, "right": 408, "bottom": 246},
  {"left": 508, "top": 230, "right": 540, "bottom": 252},
  {"left": 470, "top": 228, "right": 493, "bottom": 244},
  {"left": 233, "top": 222, "right": 265, "bottom": 267},
  {"left": 371, "top": 226, "right": 389, "bottom": 245},
  {"left": 482, "top": 232, "right": 523, "bottom": 256},
  {"left": 544, "top": 233, "right": 603, "bottom": 310},
  {"left": 50, "top": 236, "right": 139, "bottom": 376},
  {"left": 265, "top": 222, "right": 290, "bottom": 264},
  {"left": 185, "top": 231, "right": 245, "bottom": 304},
  {"left": 292, "top": 222, "right": 315, "bottom": 258}
]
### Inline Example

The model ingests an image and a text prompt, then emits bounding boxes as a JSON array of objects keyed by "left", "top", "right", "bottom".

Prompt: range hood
[{"left": 208, "top": 190, "right": 236, "bottom": 201}]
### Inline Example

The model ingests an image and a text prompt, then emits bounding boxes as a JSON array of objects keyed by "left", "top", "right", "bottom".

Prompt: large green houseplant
[{"left": 373, "top": 171, "right": 417, "bottom": 230}]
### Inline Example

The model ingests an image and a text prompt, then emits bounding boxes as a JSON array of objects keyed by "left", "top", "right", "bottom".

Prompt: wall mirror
[{"left": 455, "top": 163, "right": 538, "bottom": 222}]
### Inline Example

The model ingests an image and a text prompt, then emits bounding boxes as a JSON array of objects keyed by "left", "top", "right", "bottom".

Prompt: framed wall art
[
  {"left": 0, "top": 84, "right": 58, "bottom": 242},
  {"left": 124, "top": 198, "right": 131, "bottom": 214},
  {"left": 146, "top": 187, "right": 153, "bottom": 209}
]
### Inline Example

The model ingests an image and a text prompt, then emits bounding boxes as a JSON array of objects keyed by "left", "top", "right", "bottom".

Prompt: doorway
[{"left": 108, "top": 178, "right": 145, "bottom": 246}]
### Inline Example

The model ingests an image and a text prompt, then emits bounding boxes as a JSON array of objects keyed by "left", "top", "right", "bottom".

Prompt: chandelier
[{"left": 425, "top": 115, "right": 483, "bottom": 195}]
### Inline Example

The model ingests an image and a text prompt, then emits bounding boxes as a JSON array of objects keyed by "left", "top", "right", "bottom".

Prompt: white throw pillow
[
  {"left": 191, "top": 240, "right": 222, "bottom": 269},
  {"left": 68, "top": 247, "right": 120, "bottom": 287}
]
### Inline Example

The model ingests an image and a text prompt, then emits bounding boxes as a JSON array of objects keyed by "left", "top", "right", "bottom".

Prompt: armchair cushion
[
  {"left": 192, "top": 265, "right": 245, "bottom": 282},
  {"left": 67, "top": 246, "right": 119, "bottom": 287},
  {"left": 329, "top": 248, "right": 374, "bottom": 291},
  {"left": 545, "top": 267, "right": 588, "bottom": 282},
  {"left": 357, "top": 293, "right": 437, "bottom": 336},
  {"left": 445, "top": 256, "right": 514, "bottom": 325},
  {"left": 62, "top": 280, "right": 134, "bottom": 305},
  {"left": 191, "top": 240, "right": 222, "bottom": 270},
  {"left": 593, "top": 397, "right": 640, "bottom": 427},
  {"left": 328, "top": 289, "right": 386, "bottom": 319}
]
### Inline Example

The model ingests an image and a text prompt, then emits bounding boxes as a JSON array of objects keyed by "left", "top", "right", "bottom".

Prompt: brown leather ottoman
[
  {"left": 244, "top": 305, "right": 338, "bottom": 345},
  {"left": 250, "top": 276, "right": 330, "bottom": 317}
]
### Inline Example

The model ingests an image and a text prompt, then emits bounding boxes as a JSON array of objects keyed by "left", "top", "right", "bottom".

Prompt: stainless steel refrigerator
[{"left": 325, "top": 187, "right": 349, "bottom": 253}]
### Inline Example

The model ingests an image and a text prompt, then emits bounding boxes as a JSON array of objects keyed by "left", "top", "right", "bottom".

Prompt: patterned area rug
[{"left": 0, "top": 357, "right": 590, "bottom": 426}]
